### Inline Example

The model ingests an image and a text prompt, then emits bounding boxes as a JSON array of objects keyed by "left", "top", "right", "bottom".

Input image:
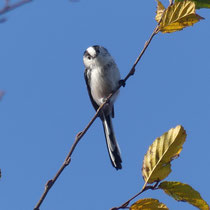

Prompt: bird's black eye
[{"left": 87, "top": 56, "right": 91, "bottom": 60}]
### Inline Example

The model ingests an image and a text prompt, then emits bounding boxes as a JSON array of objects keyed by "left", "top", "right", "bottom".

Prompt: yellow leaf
[
  {"left": 130, "top": 198, "right": 168, "bottom": 210},
  {"left": 156, "top": 0, "right": 204, "bottom": 33},
  {"left": 159, "top": 181, "right": 209, "bottom": 210},
  {"left": 142, "top": 125, "right": 186, "bottom": 184},
  {"left": 155, "top": 0, "right": 165, "bottom": 22}
]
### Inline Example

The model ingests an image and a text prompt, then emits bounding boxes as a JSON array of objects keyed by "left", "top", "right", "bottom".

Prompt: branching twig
[
  {"left": 0, "top": 0, "right": 32, "bottom": 16},
  {"left": 111, "top": 182, "right": 159, "bottom": 210},
  {"left": 34, "top": 20, "right": 161, "bottom": 210}
]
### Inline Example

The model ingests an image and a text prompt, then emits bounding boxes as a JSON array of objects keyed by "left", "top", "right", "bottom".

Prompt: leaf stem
[{"left": 111, "top": 182, "right": 159, "bottom": 210}]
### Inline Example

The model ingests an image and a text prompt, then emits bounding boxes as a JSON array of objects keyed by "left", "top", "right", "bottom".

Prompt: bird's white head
[{"left": 83, "top": 45, "right": 112, "bottom": 69}]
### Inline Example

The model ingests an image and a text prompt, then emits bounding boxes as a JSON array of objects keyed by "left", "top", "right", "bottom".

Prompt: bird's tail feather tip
[
  {"left": 102, "top": 113, "right": 122, "bottom": 170},
  {"left": 107, "top": 143, "right": 122, "bottom": 170},
  {"left": 112, "top": 152, "right": 122, "bottom": 170},
  {"left": 115, "top": 163, "right": 122, "bottom": 170}
]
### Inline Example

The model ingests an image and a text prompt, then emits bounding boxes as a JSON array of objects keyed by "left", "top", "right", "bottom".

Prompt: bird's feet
[{"left": 119, "top": 79, "right": 126, "bottom": 87}]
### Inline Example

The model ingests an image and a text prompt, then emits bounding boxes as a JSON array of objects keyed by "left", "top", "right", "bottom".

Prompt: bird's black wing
[{"left": 84, "top": 68, "right": 99, "bottom": 111}]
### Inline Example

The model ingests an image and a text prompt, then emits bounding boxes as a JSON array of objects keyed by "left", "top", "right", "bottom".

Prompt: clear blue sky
[{"left": 0, "top": 0, "right": 210, "bottom": 210}]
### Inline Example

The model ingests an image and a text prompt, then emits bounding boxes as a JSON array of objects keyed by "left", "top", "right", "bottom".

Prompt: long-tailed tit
[{"left": 83, "top": 45, "right": 122, "bottom": 170}]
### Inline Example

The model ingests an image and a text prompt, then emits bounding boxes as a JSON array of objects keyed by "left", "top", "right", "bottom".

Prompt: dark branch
[
  {"left": 0, "top": 0, "right": 32, "bottom": 16},
  {"left": 111, "top": 182, "right": 159, "bottom": 210}
]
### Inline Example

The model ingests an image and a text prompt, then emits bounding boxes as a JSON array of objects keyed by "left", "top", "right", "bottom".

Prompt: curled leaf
[
  {"left": 156, "top": 0, "right": 165, "bottom": 22},
  {"left": 130, "top": 198, "right": 168, "bottom": 210},
  {"left": 142, "top": 125, "right": 186, "bottom": 184},
  {"left": 159, "top": 181, "right": 209, "bottom": 210},
  {"left": 156, "top": 0, "right": 204, "bottom": 33}
]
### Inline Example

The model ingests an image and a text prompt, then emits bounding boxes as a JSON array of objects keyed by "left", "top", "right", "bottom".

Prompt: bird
[{"left": 83, "top": 45, "right": 122, "bottom": 170}]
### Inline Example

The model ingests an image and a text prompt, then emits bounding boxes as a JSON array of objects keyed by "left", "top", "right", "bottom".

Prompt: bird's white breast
[{"left": 90, "top": 64, "right": 120, "bottom": 106}]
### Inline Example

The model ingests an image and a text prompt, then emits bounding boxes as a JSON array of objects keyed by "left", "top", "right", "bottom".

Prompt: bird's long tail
[{"left": 102, "top": 113, "right": 122, "bottom": 170}]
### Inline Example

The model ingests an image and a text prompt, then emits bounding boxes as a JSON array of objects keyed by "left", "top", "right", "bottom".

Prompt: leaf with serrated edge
[
  {"left": 156, "top": 1, "right": 204, "bottom": 33},
  {"left": 175, "top": 0, "right": 210, "bottom": 9},
  {"left": 130, "top": 198, "right": 169, "bottom": 210},
  {"left": 156, "top": 0, "right": 165, "bottom": 22},
  {"left": 142, "top": 125, "right": 186, "bottom": 184},
  {"left": 159, "top": 181, "right": 209, "bottom": 210}
]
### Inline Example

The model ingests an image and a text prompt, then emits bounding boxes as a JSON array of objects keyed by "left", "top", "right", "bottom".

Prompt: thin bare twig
[
  {"left": 34, "top": 106, "right": 103, "bottom": 209},
  {"left": 111, "top": 182, "right": 159, "bottom": 210},
  {"left": 0, "top": 0, "right": 32, "bottom": 16},
  {"left": 34, "top": 21, "right": 161, "bottom": 210}
]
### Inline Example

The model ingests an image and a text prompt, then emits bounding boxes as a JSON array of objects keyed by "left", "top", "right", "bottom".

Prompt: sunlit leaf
[
  {"left": 175, "top": 0, "right": 210, "bottom": 9},
  {"left": 156, "top": 0, "right": 204, "bottom": 33},
  {"left": 156, "top": 0, "right": 165, "bottom": 22},
  {"left": 159, "top": 181, "right": 209, "bottom": 210},
  {"left": 142, "top": 125, "right": 186, "bottom": 184},
  {"left": 130, "top": 198, "right": 168, "bottom": 210}
]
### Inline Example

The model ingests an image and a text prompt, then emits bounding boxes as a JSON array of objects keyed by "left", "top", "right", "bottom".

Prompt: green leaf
[
  {"left": 142, "top": 125, "right": 186, "bottom": 184},
  {"left": 175, "top": 0, "right": 210, "bottom": 9},
  {"left": 159, "top": 181, "right": 209, "bottom": 210},
  {"left": 130, "top": 198, "right": 168, "bottom": 210},
  {"left": 156, "top": 0, "right": 204, "bottom": 33}
]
